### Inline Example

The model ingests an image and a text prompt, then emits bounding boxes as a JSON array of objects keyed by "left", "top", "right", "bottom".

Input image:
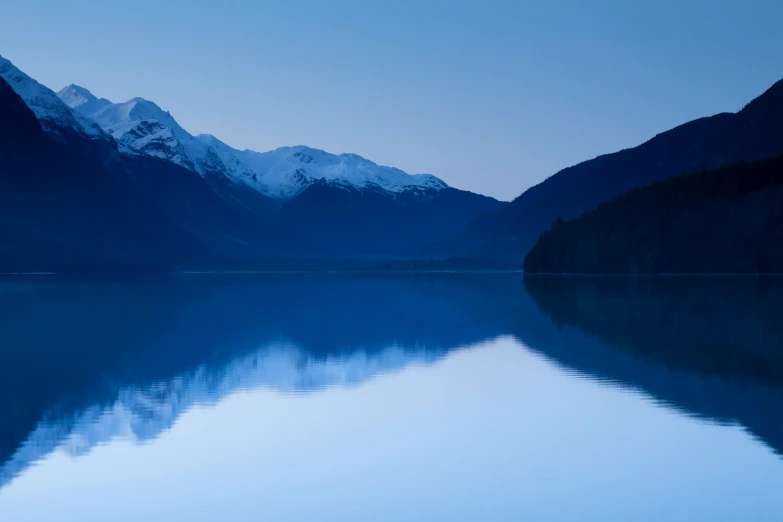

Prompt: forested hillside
[{"left": 524, "top": 156, "right": 783, "bottom": 274}]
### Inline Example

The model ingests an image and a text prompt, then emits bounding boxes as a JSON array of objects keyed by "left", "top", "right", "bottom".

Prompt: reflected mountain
[
  {"left": 0, "top": 273, "right": 514, "bottom": 487},
  {"left": 1, "top": 273, "right": 783, "bottom": 490},
  {"left": 523, "top": 275, "right": 783, "bottom": 456},
  {"left": 1, "top": 343, "right": 446, "bottom": 488}
]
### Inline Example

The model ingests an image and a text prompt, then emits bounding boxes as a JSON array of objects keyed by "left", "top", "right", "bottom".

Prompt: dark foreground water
[{"left": 0, "top": 273, "right": 781, "bottom": 521}]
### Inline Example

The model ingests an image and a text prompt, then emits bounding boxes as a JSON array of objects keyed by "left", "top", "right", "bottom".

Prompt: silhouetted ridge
[
  {"left": 742, "top": 77, "right": 783, "bottom": 112},
  {"left": 524, "top": 156, "right": 783, "bottom": 274},
  {"left": 429, "top": 75, "right": 783, "bottom": 264}
]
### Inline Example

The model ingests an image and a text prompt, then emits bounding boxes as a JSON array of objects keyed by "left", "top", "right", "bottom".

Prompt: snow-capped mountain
[
  {"left": 1, "top": 54, "right": 506, "bottom": 266},
  {"left": 57, "top": 84, "right": 447, "bottom": 199},
  {"left": 0, "top": 56, "right": 107, "bottom": 141}
]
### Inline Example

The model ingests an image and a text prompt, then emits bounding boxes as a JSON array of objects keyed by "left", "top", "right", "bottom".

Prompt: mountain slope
[
  {"left": 523, "top": 156, "right": 783, "bottom": 274},
  {"left": 279, "top": 181, "right": 505, "bottom": 256},
  {"left": 0, "top": 66, "right": 318, "bottom": 269},
  {"left": 0, "top": 76, "right": 198, "bottom": 271},
  {"left": 434, "top": 77, "right": 783, "bottom": 263}
]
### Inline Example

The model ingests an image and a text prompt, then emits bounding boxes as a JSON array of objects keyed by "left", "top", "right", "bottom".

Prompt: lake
[{"left": 0, "top": 273, "right": 781, "bottom": 521}]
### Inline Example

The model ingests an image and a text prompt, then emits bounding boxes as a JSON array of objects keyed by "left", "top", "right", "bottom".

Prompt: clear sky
[{"left": 2, "top": 0, "right": 782, "bottom": 200}]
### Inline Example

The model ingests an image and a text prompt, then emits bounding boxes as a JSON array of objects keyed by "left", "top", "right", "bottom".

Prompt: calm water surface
[{"left": 0, "top": 274, "right": 781, "bottom": 521}]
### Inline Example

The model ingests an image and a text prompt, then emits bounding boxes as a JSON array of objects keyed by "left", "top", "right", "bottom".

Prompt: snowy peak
[
  {"left": 247, "top": 145, "right": 449, "bottom": 196},
  {"left": 57, "top": 84, "right": 113, "bottom": 115},
  {"left": 193, "top": 141, "right": 447, "bottom": 199},
  {"left": 57, "top": 84, "right": 98, "bottom": 108},
  {"left": 58, "top": 84, "right": 449, "bottom": 199},
  {"left": 60, "top": 90, "right": 197, "bottom": 166},
  {"left": 0, "top": 56, "right": 108, "bottom": 140},
  {"left": 58, "top": 89, "right": 177, "bottom": 138},
  {"left": 84, "top": 97, "right": 185, "bottom": 139}
]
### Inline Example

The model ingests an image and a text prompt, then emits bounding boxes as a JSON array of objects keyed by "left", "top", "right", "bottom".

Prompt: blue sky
[{"left": 2, "top": 0, "right": 782, "bottom": 200}]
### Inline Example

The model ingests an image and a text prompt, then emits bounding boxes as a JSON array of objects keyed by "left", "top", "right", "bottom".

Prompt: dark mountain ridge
[
  {"left": 523, "top": 156, "right": 783, "bottom": 274},
  {"left": 279, "top": 180, "right": 504, "bottom": 257},
  {"left": 431, "top": 77, "right": 783, "bottom": 263}
]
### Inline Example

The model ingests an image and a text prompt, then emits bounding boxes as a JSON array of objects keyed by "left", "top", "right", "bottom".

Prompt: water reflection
[
  {"left": 1, "top": 273, "right": 782, "bottom": 497},
  {"left": 522, "top": 275, "right": 783, "bottom": 456},
  {"left": 0, "top": 274, "right": 510, "bottom": 488}
]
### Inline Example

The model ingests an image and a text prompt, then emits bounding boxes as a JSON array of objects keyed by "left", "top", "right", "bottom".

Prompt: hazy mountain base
[{"left": 175, "top": 257, "right": 520, "bottom": 274}]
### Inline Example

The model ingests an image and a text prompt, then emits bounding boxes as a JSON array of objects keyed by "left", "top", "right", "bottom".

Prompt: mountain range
[
  {"left": 0, "top": 55, "right": 504, "bottom": 271},
  {"left": 56, "top": 84, "right": 448, "bottom": 200},
  {"left": 2, "top": 52, "right": 783, "bottom": 272}
]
